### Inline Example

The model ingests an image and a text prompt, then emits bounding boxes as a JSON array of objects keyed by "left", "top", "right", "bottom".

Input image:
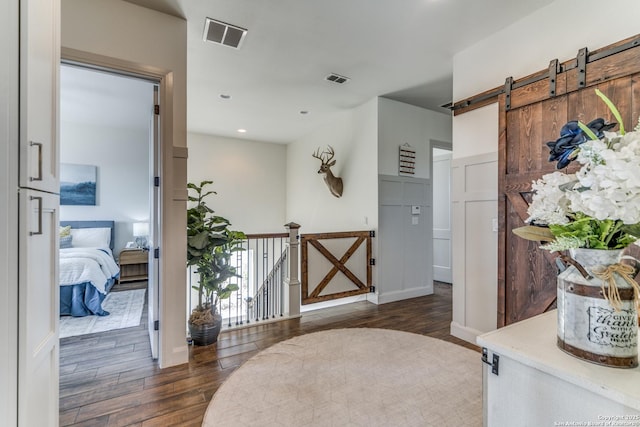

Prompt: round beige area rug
[{"left": 203, "top": 328, "right": 481, "bottom": 427}]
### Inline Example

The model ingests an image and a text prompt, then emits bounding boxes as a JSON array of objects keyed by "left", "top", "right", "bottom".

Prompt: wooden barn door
[{"left": 497, "top": 36, "right": 640, "bottom": 327}]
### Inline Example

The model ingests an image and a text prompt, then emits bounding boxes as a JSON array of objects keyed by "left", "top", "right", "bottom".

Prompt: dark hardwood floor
[{"left": 59, "top": 281, "right": 478, "bottom": 426}]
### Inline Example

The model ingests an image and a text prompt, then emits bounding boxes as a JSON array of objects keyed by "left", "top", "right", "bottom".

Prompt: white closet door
[
  {"left": 433, "top": 152, "right": 452, "bottom": 283},
  {"left": 18, "top": 190, "right": 59, "bottom": 427}
]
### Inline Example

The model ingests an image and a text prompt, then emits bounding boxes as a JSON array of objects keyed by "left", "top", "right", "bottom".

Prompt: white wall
[
  {"left": 378, "top": 97, "right": 452, "bottom": 178},
  {"left": 60, "top": 121, "right": 150, "bottom": 252},
  {"left": 375, "top": 98, "right": 451, "bottom": 303},
  {"left": 451, "top": 104, "right": 499, "bottom": 342},
  {"left": 452, "top": 104, "right": 499, "bottom": 160},
  {"left": 378, "top": 175, "right": 433, "bottom": 303},
  {"left": 62, "top": 0, "right": 188, "bottom": 368},
  {"left": 451, "top": 0, "right": 640, "bottom": 343},
  {"left": 188, "top": 133, "right": 286, "bottom": 234},
  {"left": 285, "top": 99, "right": 377, "bottom": 308},
  {"left": 451, "top": 152, "right": 498, "bottom": 342},
  {"left": 286, "top": 98, "right": 379, "bottom": 233}
]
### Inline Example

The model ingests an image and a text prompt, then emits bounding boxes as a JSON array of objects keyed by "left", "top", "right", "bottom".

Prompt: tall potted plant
[{"left": 187, "top": 181, "right": 245, "bottom": 345}]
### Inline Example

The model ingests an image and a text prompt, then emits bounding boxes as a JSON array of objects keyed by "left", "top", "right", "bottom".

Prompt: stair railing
[{"left": 214, "top": 222, "right": 301, "bottom": 329}]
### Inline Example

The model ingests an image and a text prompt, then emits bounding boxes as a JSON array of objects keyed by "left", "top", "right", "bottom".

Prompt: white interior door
[
  {"left": 19, "top": 190, "right": 59, "bottom": 427},
  {"left": 148, "top": 85, "right": 160, "bottom": 359},
  {"left": 432, "top": 149, "right": 452, "bottom": 283}
]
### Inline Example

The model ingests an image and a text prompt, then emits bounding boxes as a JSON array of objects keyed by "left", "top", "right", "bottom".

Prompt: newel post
[{"left": 284, "top": 222, "right": 301, "bottom": 317}]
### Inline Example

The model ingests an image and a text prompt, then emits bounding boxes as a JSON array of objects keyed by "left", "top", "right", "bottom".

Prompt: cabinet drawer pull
[
  {"left": 29, "top": 141, "right": 43, "bottom": 182},
  {"left": 29, "top": 196, "right": 42, "bottom": 236}
]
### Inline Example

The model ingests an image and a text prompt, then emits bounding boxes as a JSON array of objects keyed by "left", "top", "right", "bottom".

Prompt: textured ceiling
[{"left": 104, "top": 0, "right": 557, "bottom": 143}]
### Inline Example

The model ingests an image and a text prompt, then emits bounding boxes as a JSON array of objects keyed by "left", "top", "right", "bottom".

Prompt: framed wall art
[
  {"left": 60, "top": 163, "right": 97, "bottom": 206},
  {"left": 398, "top": 143, "right": 415, "bottom": 176}
]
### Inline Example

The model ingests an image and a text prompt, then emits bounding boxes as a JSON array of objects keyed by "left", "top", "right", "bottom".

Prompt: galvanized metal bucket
[{"left": 557, "top": 248, "right": 639, "bottom": 368}]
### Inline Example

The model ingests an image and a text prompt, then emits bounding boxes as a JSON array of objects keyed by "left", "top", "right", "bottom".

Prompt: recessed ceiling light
[
  {"left": 237, "top": 129, "right": 247, "bottom": 133},
  {"left": 220, "top": 94, "right": 231, "bottom": 99},
  {"left": 300, "top": 110, "right": 309, "bottom": 115}
]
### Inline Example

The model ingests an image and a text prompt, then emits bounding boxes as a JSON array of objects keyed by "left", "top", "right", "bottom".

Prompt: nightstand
[{"left": 118, "top": 248, "right": 149, "bottom": 282}]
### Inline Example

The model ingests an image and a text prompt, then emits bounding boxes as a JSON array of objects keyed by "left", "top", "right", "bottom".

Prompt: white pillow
[{"left": 70, "top": 227, "right": 111, "bottom": 248}]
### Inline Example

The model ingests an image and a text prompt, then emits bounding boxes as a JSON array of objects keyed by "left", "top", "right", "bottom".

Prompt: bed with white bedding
[{"left": 59, "top": 221, "right": 120, "bottom": 317}]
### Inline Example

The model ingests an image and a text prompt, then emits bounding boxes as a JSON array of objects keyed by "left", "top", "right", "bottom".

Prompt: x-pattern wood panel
[{"left": 301, "top": 231, "right": 372, "bottom": 305}]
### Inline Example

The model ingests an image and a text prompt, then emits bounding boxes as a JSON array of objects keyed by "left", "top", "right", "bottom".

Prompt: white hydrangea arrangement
[{"left": 517, "top": 90, "right": 640, "bottom": 251}]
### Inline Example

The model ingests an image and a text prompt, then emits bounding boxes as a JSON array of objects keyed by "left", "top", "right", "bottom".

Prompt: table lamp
[{"left": 133, "top": 222, "right": 149, "bottom": 249}]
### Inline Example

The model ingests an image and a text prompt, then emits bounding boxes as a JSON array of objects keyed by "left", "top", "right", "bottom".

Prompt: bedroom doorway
[{"left": 58, "top": 62, "right": 160, "bottom": 360}]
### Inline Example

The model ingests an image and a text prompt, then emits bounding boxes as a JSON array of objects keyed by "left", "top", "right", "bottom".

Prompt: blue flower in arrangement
[{"left": 546, "top": 118, "right": 616, "bottom": 169}]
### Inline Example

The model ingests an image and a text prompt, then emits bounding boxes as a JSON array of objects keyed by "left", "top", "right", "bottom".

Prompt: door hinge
[
  {"left": 154, "top": 176, "right": 160, "bottom": 187},
  {"left": 154, "top": 320, "right": 159, "bottom": 331},
  {"left": 369, "top": 230, "right": 375, "bottom": 238},
  {"left": 482, "top": 347, "right": 499, "bottom": 376},
  {"left": 369, "top": 285, "right": 376, "bottom": 293},
  {"left": 154, "top": 248, "right": 160, "bottom": 259},
  {"left": 369, "top": 258, "right": 376, "bottom": 266},
  {"left": 154, "top": 104, "right": 160, "bottom": 115}
]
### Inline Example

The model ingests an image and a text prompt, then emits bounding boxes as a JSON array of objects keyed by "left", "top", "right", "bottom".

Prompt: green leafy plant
[
  {"left": 545, "top": 214, "right": 637, "bottom": 251},
  {"left": 187, "top": 181, "right": 246, "bottom": 325}
]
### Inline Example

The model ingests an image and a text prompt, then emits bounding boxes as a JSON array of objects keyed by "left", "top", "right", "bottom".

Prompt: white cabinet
[
  {"left": 18, "top": 190, "right": 59, "bottom": 427},
  {"left": 477, "top": 311, "right": 640, "bottom": 427},
  {"left": 3, "top": 0, "right": 60, "bottom": 425},
  {"left": 19, "top": 0, "right": 60, "bottom": 193},
  {"left": 16, "top": 0, "right": 61, "bottom": 426}
]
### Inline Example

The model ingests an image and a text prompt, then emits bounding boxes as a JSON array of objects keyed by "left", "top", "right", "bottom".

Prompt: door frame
[
  {"left": 60, "top": 47, "right": 168, "bottom": 365},
  {"left": 1, "top": 0, "right": 19, "bottom": 424}
]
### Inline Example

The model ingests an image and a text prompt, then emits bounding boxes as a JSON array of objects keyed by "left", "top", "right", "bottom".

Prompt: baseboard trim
[
  {"left": 301, "top": 294, "right": 369, "bottom": 312},
  {"left": 160, "top": 345, "right": 189, "bottom": 368},
  {"left": 450, "top": 321, "right": 485, "bottom": 345},
  {"left": 376, "top": 287, "right": 434, "bottom": 305}
]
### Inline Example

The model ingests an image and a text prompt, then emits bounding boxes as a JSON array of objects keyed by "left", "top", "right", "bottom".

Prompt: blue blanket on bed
[{"left": 60, "top": 279, "right": 116, "bottom": 317}]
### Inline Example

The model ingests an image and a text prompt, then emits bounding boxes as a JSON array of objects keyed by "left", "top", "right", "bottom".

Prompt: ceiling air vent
[
  {"left": 325, "top": 73, "right": 350, "bottom": 84},
  {"left": 203, "top": 18, "right": 247, "bottom": 49}
]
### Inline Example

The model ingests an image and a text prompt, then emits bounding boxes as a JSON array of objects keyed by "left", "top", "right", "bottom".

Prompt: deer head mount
[{"left": 312, "top": 146, "right": 343, "bottom": 198}]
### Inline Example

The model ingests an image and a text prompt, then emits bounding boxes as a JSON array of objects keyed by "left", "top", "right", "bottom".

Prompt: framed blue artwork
[{"left": 60, "top": 163, "right": 97, "bottom": 206}]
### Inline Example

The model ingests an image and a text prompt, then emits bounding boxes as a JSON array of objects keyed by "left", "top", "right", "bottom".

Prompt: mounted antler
[{"left": 312, "top": 145, "right": 343, "bottom": 198}]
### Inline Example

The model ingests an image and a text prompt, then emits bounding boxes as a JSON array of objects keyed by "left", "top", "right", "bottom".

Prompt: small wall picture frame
[
  {"left": 398, "top": 143, "right": 415, "bottom": 176},
  {"left": 60, "top": 163, "right": 97, "bottom": 206}
]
